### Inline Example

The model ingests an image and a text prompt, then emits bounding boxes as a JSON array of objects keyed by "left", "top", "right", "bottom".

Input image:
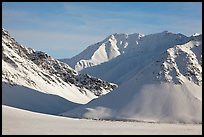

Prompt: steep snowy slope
[
  {"left": 79, "top": 31, "right": 192, "bottom": 84},
  {"left": 61, "top": 37, "right": 202, "bottom": 124},
  {"left": 60, "top": 33, "right": 145, "bottom": 71},
  {"left": 2, "top": 28, "right": 117, "bottom": 113}
]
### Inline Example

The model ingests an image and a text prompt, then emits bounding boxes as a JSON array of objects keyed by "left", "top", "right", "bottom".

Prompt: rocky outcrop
[{"left": 2, "top": 28, "right": 117, "bottom": 97}]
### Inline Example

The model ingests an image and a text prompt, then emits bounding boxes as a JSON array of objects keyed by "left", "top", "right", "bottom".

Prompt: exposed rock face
[{"left": 155, "top": 39, "right": 202, "bottom": 86}]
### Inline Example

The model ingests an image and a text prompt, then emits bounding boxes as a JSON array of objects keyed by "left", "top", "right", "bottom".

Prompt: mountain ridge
[
  {"left": 2, "top": 28, "right": 117, "bottom": 106},
  {"left": 60, "top": 31, "right": 192, "bottom": 72}
]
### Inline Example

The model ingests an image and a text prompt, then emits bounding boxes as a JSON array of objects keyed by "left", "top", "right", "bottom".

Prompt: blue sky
[{"left": 2, "top": 2, "right": 202, "bottom": 59}]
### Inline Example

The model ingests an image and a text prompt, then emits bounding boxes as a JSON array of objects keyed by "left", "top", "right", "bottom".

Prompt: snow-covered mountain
[
  {"left": 3, "top": 28, "right": 202, "bottom": 123},
  {"left": 60, "top": 33, "right": 145, "bottom": 71},
  {"left": 61, "top": 32, "right": 202, "bottom": 123},
  {"left": 63, "top": 31, "right": 201, "bottom": 85},
  {"left": 61, "top": 31, "right": 190, "bottom": 72},
  {"left": 2, "top": 28, "right": 117, "bottom": 114}
]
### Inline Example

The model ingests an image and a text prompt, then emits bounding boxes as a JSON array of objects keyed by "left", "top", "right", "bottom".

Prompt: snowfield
[{"left": 2, "top": 105, "right": 202, "bottom": 135}]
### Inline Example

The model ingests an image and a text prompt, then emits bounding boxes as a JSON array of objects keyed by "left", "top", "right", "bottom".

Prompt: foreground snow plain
[{"left": 2, "top": 105, "right": 202, "bottom": 135}]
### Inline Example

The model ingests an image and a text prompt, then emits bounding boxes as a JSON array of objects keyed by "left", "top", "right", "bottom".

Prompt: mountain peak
[{"left": 61, "top": 31, "right": 191, "bottom": 72}]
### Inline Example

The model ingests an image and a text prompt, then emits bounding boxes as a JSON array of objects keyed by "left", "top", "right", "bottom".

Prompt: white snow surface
[
  {"left": 61, "top": 33, "right": 202, "bottom": 124},
  {"left": 2, "top": 105, "right": 202, "bottom": 135},
  {"left": 62, "top": 75, "right": 202, "bottom": 123},
  {"left": 2, "top": 82, "right": 81, "bottom": 115}
]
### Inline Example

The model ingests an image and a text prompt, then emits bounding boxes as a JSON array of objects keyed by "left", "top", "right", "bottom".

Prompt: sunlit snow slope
[
  {"left": 61, "top": 32, "right": 202, "bottom": 123},
  {"left": 61, "top": 33, "right": 145, "bottom": 71}
]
